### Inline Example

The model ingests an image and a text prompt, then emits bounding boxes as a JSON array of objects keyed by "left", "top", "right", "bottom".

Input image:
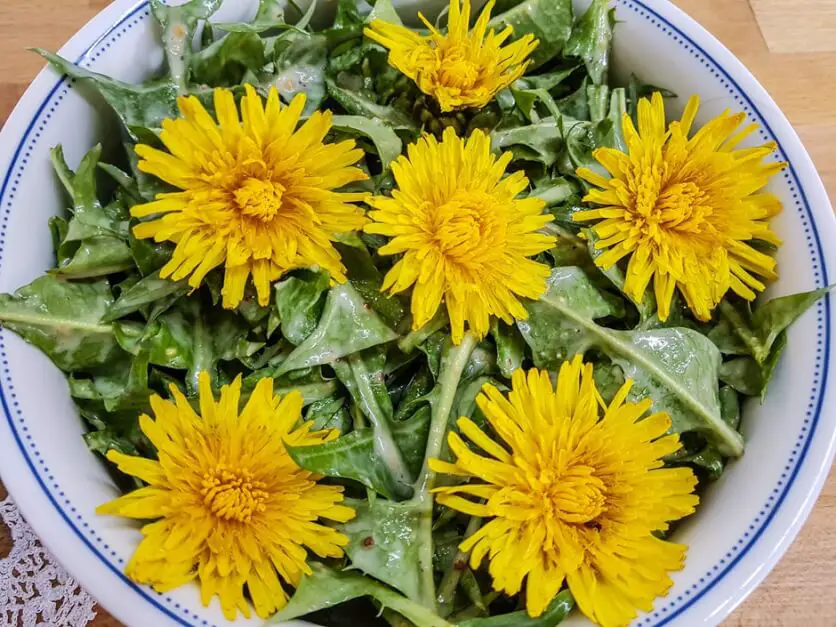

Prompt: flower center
[
  {"left": 656, "top": 181, "right": 711, "bottom": 232},
  {"left": 634, "top": 173, "right": 711, "bottom": 238},
  {"left": 438, "top": 45, "right": 480, "bottom": 90},
  {"left": 539, "top": 464, "right": 607, "bottom": 525},
  {"left": 431, "top": 192, "right": 506, "bottom": 266},
  {"left": 201, "top": 464, "right": 268, "bottom": 523},
  {"left": 234, "top": 177, "right": 286, "bottom": 222}
]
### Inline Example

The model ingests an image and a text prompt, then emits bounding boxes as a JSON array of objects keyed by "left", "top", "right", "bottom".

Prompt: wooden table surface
[{"left": 0, "top": 1, "right": 834, "bottom": 625}]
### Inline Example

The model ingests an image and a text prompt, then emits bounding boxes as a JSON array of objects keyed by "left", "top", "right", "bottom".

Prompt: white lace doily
[{"left": 0, "top": 496, "right": 97, "bottom": 627}]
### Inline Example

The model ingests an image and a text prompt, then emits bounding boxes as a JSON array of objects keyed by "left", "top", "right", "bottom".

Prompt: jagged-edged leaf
[
  {"left": 719, "top": 328, "right": 788, "bottom": 400},
  {"left": 338, "top": 498, "right": 422, "bottom": 601},
  {"left": 627, "top": 73, "right": 678, "bottom": 120},
  {"left": 515, "top": 66, "right": 578, "bottom": 92},
  {"left": 708, "top": 316, "right": 748, "bottom": 355},
  {"left": 719, "top": 288, "right": 831, "bottom": 364},
  {"left": 331, "top": 115, "right": 403, "bottom": 170},
  {"left": 511, "top": 86, "right": 562, "bottom": 123},
  {"left": 0, "top": 275, "right": 121, "bottom": 371},
  {"left": 114, "top": 297, "right": 254, "bottom": 391},
  {"left": 418, "top": 333, "right": 497, "bottom": 383},
  {"left": 563, "top": 117, "right": 616, "bottom": 176},
  {"left": 531, "top": 177, "right": 579, "bottom": 207},
  {"left": 520, "top": 268, "right": 743, "bottom": 456},
  {"left": 69, "top": 352, "right": 151, "bottom": 412},
  {"left": 51, "top": 145, "right": 101, "bottom": 219},
  {"left": 79, "top": 398, "right": 151, "bottom": 475},
  {"left": 53, "top": 236, "right": 133, "bottom": 280},
  {"left": 393, "top": 364, "right": 434, "bottom": 421},
  {"left": 215, "top": 0, "right": 288, "bottom": 33},
  {"left": 274, "top": 270, "right": 330, "bottom": 345},
  {"left": 668, "top": 386, "right": 739, "bottom": 481},
  {"left": 491, "top": 118, "right": 562, "bottom": 166},
  {"left": 491, "top": 319, "right": 526, "bottom": 379},
  {"left": 271, "top": 33, "right": 329, "bottom": 114},
  {"left": 608, "top": 328, "right": 740, "bottom": 455},
  {"left": 84, "top": 426, "right": 142, "bottom": 459},
  {"left": 51, "top": 145, "right": 130, "bottom": 239},
  {"left": 326, "top": 76, "right": 417, "bottom": 130},
  {"left": 150, "top": 0, "right": 223, "bottom": 91},
  {"left": 49, "top": 217, "right": 72, "bottom": 266},
  {"left": 564, "top": 0, "right": 612, "bottom": 85},
  {"left": 305, "top": 395, "right": 351, "bottom": 432},
  {"left": 333, "top": 346, "right": 413, "bottom": 494},
  {"left": 489, "top": 0, "right": 574, "bottom": 69},
  {"left": 517, "top": 267, "right": 620, "bottom": 368},
  {"left": 288, "top": 406, "right": 430, "bottom": 499},
  {"left": 584, "top": 229, "right": 655, "bottom": 322},
  {"left": 271, "top": 563, "right": 442, "bottom": 626},
  {"left": 50, "top": 145, "right": 135, "bottom": 280},
  {"left": 128, "top": 214, "right": 174, "bottom": 272},
  {"left": 277, "top": 282, "right": 398, "bottom": 375},
  {"left": 102, "top": 272, "right": 191, "bottom": 322},
  {"left": 333, "top": 347, "right": 394, "bottom": 425},
  {"left": 114, "top": 309, "right": 193, "bottom": 370},
  {"left": 191, "top": 31, "right": 267, "bottom": 86},
  {"left": 37, "top": 50, "right": 180, "bottom": 134},
  {"left": 336, "top": 239, "right": 406, "bottom": 328}
]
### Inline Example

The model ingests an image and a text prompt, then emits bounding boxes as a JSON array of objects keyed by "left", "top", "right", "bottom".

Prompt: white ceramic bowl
[{"left": 0, "top": 1, "right": 833, "bottom": 625}]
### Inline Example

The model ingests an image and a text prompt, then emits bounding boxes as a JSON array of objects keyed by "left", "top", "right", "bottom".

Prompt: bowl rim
[{"left": 0, "top": 0, "right": 833, "bottom": 626}]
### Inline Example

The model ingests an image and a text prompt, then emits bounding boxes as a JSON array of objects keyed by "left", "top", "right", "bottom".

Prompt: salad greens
[{"left": 0, "top": 0, "right": 828, "bottom": 625}]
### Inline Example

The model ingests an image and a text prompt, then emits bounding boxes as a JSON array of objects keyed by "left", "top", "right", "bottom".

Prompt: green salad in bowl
[{"left": 0, "top": 0, "right": 829, "bottom": 625}]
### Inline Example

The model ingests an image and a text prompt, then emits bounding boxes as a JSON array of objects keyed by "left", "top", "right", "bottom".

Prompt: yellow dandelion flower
[
  {"left": 364, "top": 127, "right": 555, "bottom": 344},
  {"left": 131, "top": 85, "right": 368, "bottom": 309},
  {"left": 96, "top": 373, "right": 355, "bottom": 620},
  {"left": 575, "top": 92, "right": 786, "bottom": 321},
  {"left": 365, "top": 0, "right": 538, "bottom": 112},
  {"left": 429, "top": 357, "right": 699, "bottom": 627}
]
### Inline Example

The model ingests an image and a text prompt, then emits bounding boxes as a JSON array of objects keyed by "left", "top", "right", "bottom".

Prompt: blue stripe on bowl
[
  {"left": 623, "top": 0, "right": 830, "bottom": 621},
  {"left": 0, "top": 6, "right": 209, "bottom": 626}
]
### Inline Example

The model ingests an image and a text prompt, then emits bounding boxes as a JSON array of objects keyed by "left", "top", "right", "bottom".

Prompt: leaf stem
[
  {"left": 544, "top": 291, "right": 745, "bottom": 456},
  {"left": 412, "top": 331, "right": 478, "bottom": 610},
  {"left": 449, "top": 592, "right": 501, "bottom": 622},
  {"left": 542, "top": 222, "right": 585, "bottom": 250},
  {"left": 371, "top": 581, "right": 455, "bottom": 627},
  {"left": 53, "top": 262, "right": 136, "bottom": 280},
  {"left": 0, "top": 313, "right": 111, "bottom": 335},
  {"left": 346, "top": 352, "right": 413, "bottom": 497},
  {"left": 188, "top": 305, "right": 213, "bottom": 395},
  {"left": 382, "top": 608, "right": 414, "bottom": 627},
  {"left": 436, "top": 516, "right": 482, "bottom": 617},
  {"left": 541, "top": 284, "right": 743, "bottom": 457},
  {"left": 399, "top": 311, "right": 449, "bottom": 354},
  {"left": 286, "top": 0, "right": 304, "bottom": 17},
  {"left": 531, "top": 179, "right": 577, "bottom": 206},
  {"left": 415, "top": 332, "right": 478, "bottom": 492}
]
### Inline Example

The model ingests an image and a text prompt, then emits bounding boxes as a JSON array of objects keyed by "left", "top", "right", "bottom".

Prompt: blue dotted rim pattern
[
  {"left": 621, "top": 1, "right": 829, "bottom": 624},
  {"left": 0, "top": 1, "right": 830, "bottom": 626},
  {"left": 0, "top": 7, "right": 210, "bottom": 627}
]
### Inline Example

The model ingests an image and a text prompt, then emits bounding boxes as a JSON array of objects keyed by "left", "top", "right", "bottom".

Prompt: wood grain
[
  {"left": 0, "top": 0, "right": 834, "bottom": 625},
  {"left": 749, "top": 0, "right": 836, "bottom": 53}
]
